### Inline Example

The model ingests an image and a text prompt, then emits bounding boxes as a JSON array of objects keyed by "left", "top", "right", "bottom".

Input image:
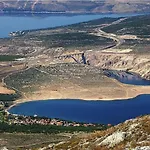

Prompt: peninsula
[
  {"left": 0, "top": 15, "right": 149, "bottom": 106},
  {"left": 0, "top": 12, "right": 150, "bottom": 150}
]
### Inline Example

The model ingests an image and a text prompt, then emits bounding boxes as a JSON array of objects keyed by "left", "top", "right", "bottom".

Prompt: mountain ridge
[{"left": 1, "top": 0, "right": 150, "bottom": 14}]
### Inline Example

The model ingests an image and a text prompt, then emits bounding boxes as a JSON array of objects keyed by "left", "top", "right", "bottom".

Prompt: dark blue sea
[
  {"left": 9, "top": 95, "right": 150, "bottom": 125},
  {"left": 4, "top": 13, "right": 150, "bottom": 125},
  {"left": 9, "top": 70, "right": 150, "bottom": 125}
]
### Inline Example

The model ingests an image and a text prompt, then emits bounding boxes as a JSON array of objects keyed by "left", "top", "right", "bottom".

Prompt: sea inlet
[{"left": 9, "top": 71, "right": 150, "bottom": 125}]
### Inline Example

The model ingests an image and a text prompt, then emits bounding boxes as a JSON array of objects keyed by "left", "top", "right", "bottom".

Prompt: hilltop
[{"left": 33, "top": 115, "right": 150, "bottom": 150}]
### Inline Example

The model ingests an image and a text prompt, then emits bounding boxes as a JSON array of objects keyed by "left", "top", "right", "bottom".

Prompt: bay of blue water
[
  {"left": 9, "top": 70, "right": 150, "bottom": 125},
  {"left": 5, "top": 12, "right": 150, "bottom": 125},
  {"left": 9, "top": 95, "right": 150, "bottom": 125},
  {"left": 104, "top": 70, "right": 150, "bottom": 85},
  {"left": 0, "top": 13, "right": 146, "bottom": 38}
]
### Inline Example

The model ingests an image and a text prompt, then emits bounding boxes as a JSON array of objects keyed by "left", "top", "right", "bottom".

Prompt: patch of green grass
[
  {"left": 0, "top": 93, "right": 20, "bottom": 101},
  {"left": 0, "top": 122, "right": 107, "bottom": 134},
  {"left": 0, "top": 55, "right": 24, "bottom": 61}
]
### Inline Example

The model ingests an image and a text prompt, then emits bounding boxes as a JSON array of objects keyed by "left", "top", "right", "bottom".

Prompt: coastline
[
  {"left": 3, "top": 63, "right": 150, "bottom": 115},
  {"left": 6, "top": 83, "right": 150, "bottom": 114},
  {"left": 1, "top": 14, "right": 150, "bottom": 117}
]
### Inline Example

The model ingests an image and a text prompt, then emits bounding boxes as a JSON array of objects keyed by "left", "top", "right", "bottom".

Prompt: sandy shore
[
  {"left": 6, "top": 79, "right": 150, "bottom": 113},
  {"left": 2, "top": 65, "right": 150, "bottom": 113}
]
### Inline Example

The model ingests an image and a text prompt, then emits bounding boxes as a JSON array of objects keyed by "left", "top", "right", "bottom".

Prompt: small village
[{"left": 7, "top": 114, "right": 103, "bottom": 127}]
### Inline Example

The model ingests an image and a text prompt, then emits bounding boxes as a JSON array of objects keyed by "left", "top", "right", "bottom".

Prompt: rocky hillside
[
  {"left": 37, "top": 115, "right": 150, "bottom": 150},
  {"left": 0, "top": 0, "right": 150, "bottom": 14},
  {"left": 84, "top": 15, "right": 150, "bottom": 80},
  {"left": 85, "top": 52, "right": 150, "bottom": 80}
]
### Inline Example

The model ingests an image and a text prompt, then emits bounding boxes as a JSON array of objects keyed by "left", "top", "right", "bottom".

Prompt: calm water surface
[
  {"left": 104, "top": 70, "right": 150, "bottom": 85},
  {"left": 0, "top": 13, "right": 146, "bottom": 38},
  {"left": 9, "top": 95, "right": 150, "bottom": 125},
  {"left": 9, "top": 70, "right": 150, "bottom": 125},
  {"left": 5, "top": 13, "right": 150, "bottom": 125}
]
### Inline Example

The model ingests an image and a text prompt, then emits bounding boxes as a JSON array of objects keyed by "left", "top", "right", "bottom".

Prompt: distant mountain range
[{"left": 0, "top": 0, "right": 150, "bottom": 14}]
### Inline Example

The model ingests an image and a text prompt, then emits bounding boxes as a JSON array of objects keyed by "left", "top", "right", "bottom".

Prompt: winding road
[
  {"left": 96, "top": 28, "right": 125, "bottom": 49},
  {"left": 94, "top": 18, "right": 127, "bottom": 50},
  {"left": 1, "top": 17, "right": 129, "bottom": 103}
]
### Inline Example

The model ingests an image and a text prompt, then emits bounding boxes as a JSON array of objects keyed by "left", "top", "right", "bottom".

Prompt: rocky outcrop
[
  {"left": 1, "top": 116, "right": 150, "bottom": 150},
  {"left": 32, "top": 115, "right": 150, "bottom": 150},
  {"left": 0, "top": 147, "right": 8, "bottom": 150},
  {"left": 100, "top": 131, "right": 126, "bottom": 147},
  {"left": 132, "top": 146, "right": 150, "bottom": 150},
  {"left": 85, "top": 51, "right": 150, "bottom": 80}
]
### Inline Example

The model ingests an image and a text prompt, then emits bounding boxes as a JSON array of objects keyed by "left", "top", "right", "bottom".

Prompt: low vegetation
[
  {"left": 48, "top": 115, "right": 150, "bottom": 150},
  {"left": 117, "top": 39, "right": 150, "bottom": 53},
  {"left": 0, "top": 111, "right": 108, "bottom": 135},
  {"left": 103, "top": 15, "right": 150, "bottom": 36},
  {"left": 67, "top": 17, "right": 119, "bottom": 30},
  {"left": 30, "top": 32, "right": 114, "bottom": 50},
  {"left": 0, "top": 132, "right": 69, "bottom": 150},
  {"left": 0, "top": 122, "right": 107, "bottom": 134},
  {"left": 0, "top": 94, "right": 20, "bottom": 102},
  {"left": 0, "top": 14, "right": 150, "bottom": 150},
  {"left": 0, "top": 55, "right": 24, "bottom": 61}
]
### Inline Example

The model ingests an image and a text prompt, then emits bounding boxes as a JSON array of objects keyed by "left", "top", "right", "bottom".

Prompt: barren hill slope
[
  {"left": 41, "top": 115, "right": 150, "bottom": 150},
  {"left": 1, "top": 0, "right": 150, "bottom": 14}
]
